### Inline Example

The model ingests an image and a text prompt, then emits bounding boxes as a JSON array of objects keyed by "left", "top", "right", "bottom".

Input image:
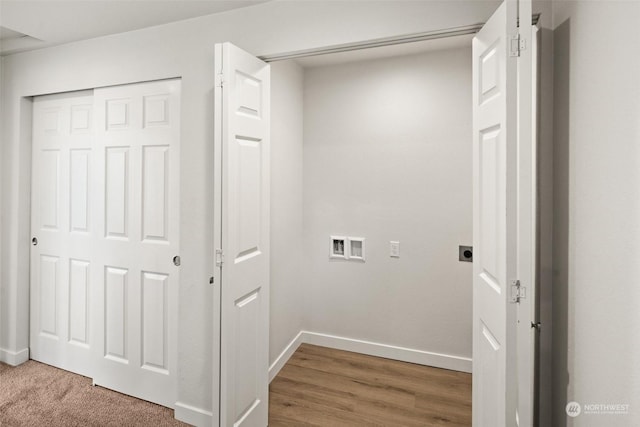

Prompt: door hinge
[
  {"left": 215, "top": 249, "right": 224, "bottom": 267},
  {"left": 509, "top": 34, "right": 526, "bottom": 57},
  {"left": 215, "top": 73, "right": 224, "bottom": 88},
  {"left": 510, "top": 280, "right": 526, "bottom": 303}
]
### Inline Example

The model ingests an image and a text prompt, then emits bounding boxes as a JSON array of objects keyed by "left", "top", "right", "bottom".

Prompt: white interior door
[
  {"left": 31, "top": 90, "right": 96, "bottom": 378},
  {"left": 215, "top": 42, "right": 271, "bottom": 427},
  {"left": 472, "top": 2, "right": 519, "bottom": 425},
  {"left": 31, "top": 79, "right": 181, "bottom": 409},
  {"left": 91, "top": 79, "right": 181, "bottom": 408}
]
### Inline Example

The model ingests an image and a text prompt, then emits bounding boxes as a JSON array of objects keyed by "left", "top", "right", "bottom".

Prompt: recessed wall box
[
  {"left": 349, "top": 237, "right": 366, "bottom": 261},
  {"left": 330, "top": 236, "right": 347, "bottom": 259},
  {"left": 459, "top": 245, "right": 473, "bottom": 262}
]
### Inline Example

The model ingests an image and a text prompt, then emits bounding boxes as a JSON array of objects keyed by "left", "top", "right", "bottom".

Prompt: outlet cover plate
[{"left": 390, "top": 241, "right": 400, "bottom": 258}]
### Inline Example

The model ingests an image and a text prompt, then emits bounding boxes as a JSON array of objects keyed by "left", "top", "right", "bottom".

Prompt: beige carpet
[{"left": 0, "top": 360, "right": 190, "bottom": 426}]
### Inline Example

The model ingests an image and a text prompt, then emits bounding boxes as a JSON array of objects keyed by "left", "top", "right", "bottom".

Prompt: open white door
[
  {"left": 215, "top": 42, "right": 270, "bottom": 427},
  {"left": 473, "top": 0, "right": 537, "bottom": 425},
  {"left": 472, "top": 1, "right": 524, "bottom": 425}
]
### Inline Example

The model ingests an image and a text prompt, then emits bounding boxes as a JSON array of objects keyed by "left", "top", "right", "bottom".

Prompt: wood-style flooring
[{"left": 269, "top": 344, "right": 472, "bottom": 426}]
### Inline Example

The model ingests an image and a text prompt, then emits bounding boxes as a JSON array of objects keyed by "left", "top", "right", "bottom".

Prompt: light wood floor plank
[
  {"left": 276, "top": 363, "right": 416, "bottom": 409},
  {"left": 269, "top": 344, "right": 472, "bottom": 426}
]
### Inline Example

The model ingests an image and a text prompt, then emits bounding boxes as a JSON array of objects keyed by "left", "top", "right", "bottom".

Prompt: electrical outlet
[
  {"left": 390, "top": 241, "right": 400, "bottom": 258},
  {"left": 459, "top": 245, "right": 473, "bottom": 262}
]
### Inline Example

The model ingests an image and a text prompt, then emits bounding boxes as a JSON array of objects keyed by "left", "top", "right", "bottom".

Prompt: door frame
[{"left": 212, "top": 44, "right": 224, "bottom": 427}]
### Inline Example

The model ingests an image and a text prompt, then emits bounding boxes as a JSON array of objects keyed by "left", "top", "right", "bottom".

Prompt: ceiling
[
  {"left": 0, "top": 0, "right": 269, "bottom": 56},
  {"left": 295, "top": 33, "right": 474, "bottom": 69}
]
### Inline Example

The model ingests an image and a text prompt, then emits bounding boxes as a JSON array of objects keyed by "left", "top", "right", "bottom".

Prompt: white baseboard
[
  {"left": 268, "top": 331, "right": 303, "bottom": 383},
  {"left": 267, "top": 330, "right": 472, "bottom": 382},
  {"left": 301, "top": 331, "right": 472, "bottom": 373},
  {"left": 0, "top": 347, "right": 29, "bottom": 366},
  {"left": 174, "top": 402, "right": 213, "bottom": 427}
]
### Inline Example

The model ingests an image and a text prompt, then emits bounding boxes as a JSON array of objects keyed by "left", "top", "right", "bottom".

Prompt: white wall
[
  {"left": 302, "top": 47, "right": 473, "bottom": 364},
  {"left": 552, "top": 1, "right": 640, "bottom": 426},
  {"left": 0, "top": 55, "right": 3, "bottom": 357},
  {"left": 269, "top": 60, "right": 305, "bottom": 366}
]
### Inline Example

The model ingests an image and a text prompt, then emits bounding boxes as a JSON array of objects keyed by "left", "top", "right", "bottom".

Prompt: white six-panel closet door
[
  {"left": 91, "top": 80, "right": 181, "bottom": 408},
  {"left": 30, "top": 79, "right": 181, "bottom": 409},
  {"left": 31, "top": 90, "right": 96, "bottom": 378}
]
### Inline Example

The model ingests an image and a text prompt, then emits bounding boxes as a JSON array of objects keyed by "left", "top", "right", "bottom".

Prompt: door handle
[
  {"left": 32, "top": 237, "right": 38, "bottom": 246},
  {"left": 173, "top": 255, "right": 181, "bottom": 266}
]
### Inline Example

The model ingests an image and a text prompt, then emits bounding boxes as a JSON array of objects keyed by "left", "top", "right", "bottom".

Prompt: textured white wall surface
[
  {"left": 552, "top": 1, "right": 640, "bottom": 425},
  {"left": 302, "top": 47, "right": 473, "bottom": 360},
  {"left": 269, "top": 60, "right": 305, "bottom": 366}
]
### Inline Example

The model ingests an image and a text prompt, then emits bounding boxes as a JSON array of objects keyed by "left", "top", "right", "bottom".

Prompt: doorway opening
[
  {"left": 268, "top": 33, "right": 475, "bottom": 423},
  {"left": 264, "top": 4, "right": 540, "bottom": 423}
]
